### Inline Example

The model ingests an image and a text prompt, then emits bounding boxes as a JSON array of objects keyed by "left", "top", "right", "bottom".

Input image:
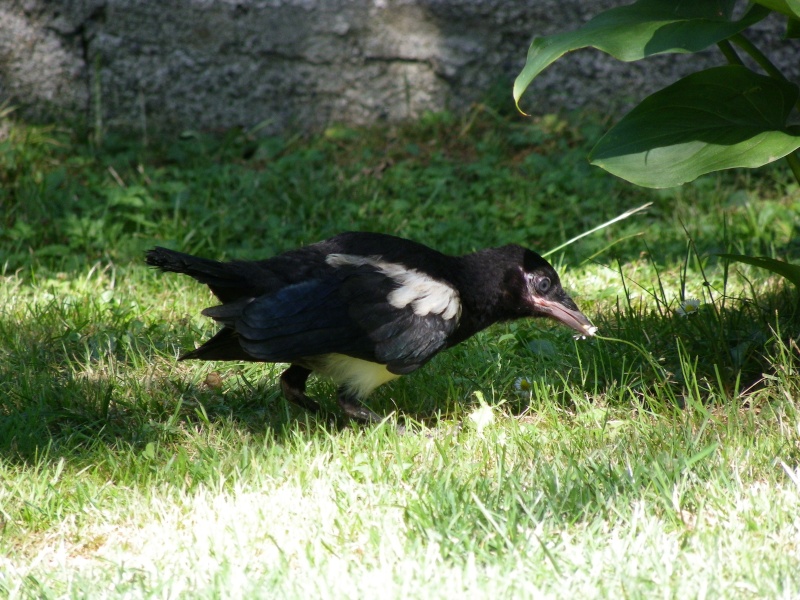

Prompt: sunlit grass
[{"left": 1, "top": 106, "right": 800, "bottom": 598}]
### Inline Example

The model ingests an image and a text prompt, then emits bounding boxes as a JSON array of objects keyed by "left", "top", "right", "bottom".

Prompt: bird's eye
[{"left": 537, "top": 277, "right": 551, "bottom": 294}]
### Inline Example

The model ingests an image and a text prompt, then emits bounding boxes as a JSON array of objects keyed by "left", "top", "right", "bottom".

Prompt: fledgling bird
[{"left": 146, "top": 232, "right": 596, "bottom": 424}]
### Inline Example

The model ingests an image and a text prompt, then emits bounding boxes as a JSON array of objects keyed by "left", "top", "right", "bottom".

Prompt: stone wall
[{"left": 1, "top": 0, "right": 796, "bottom": 134}]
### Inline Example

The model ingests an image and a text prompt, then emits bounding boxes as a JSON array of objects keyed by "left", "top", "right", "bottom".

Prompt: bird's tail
[
  {"left": 145, "top": 246, "right": 257, "bottom": 302},
  {"left": 145, "top": 246, "right": 229, "bottom": 283}
]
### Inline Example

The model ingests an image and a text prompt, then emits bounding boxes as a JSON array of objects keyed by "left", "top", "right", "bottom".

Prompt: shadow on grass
[
  {"left": 575, "top": 278, "right": 800, "bottom": 407},
  {"left": 1, "top": 279, "right": 798, "bottom": 466},
  {"left": 0, "top": 311, "right": 313, "bottom": 465}
]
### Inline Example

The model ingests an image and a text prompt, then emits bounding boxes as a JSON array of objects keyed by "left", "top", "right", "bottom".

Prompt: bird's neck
[{"left": 448, "top": 248, "right": 520, "bottom": 346}]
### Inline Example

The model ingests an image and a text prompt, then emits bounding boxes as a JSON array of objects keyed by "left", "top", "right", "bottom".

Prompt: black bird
[{"left": 146, "top": 232, "right": 596, "bottom": 424}]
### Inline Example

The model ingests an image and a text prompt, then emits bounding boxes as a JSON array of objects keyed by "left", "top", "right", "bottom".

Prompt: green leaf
[
  {"left": 588, "top": 66, "right": 800, "bottom": 188},
  {"left": 144, "top": 442, "right": 157, "bottom": 460},
  {"left": 753, "top": 0, "right": 800, "bottom": 20},
  {"left": 514, "top": 0, "right": 769, "bottom": 112},
  {"left": 788, "top": 18, "right": 800, "bottom": 38},
  {"left": 718, "top": 254, "right": 800, "bottom": 290}
]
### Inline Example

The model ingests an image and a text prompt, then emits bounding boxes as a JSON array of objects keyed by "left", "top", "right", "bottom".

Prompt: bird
[{"left": 146, "top": 231, "right": 596, "bottom": 425}]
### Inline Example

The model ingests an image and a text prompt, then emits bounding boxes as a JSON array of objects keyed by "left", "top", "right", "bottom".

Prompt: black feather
[
  {"left": 148, "top": 232, "right": 594, "bottom": 421},
  {"left": 178, "top": 327, "right": 252, "bottom": 361}
]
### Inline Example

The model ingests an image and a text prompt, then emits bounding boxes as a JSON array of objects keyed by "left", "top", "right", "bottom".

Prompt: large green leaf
[
  {"left": 588, "top": 66, "right": 800, "bottom": 188},
  {"left": 753, "top": 0, "right": 800, "bottom": 19},
  {"left": 514, "top": 0, "right": 769, "bottom": 112},
  {"left": 754, "top": 0, "right": 800, "bottom": 36},
  {"left": 718, "top": 254, "right": 800, "bottom": 291}
]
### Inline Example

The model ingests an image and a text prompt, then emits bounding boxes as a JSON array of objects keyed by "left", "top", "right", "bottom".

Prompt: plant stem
[
  {"left": 786, "top": 151, "right": 800, "bottom": 186},
  {"left": 716, "top": 40, "right": 744, "bottom": 66},
  {"left": 729, "top": 33, "right": 790, "bottom": 83},
  {"left": 92, "top": 54, "right": 103, "bottom": 148},
  {"left": 543, "top": 202, "right": 652, "bottom": 258}
]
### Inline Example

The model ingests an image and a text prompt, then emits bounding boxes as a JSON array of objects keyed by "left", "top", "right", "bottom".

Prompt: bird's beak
[{"left": 533, "top": 296, "right": 597, "bottom": 337}]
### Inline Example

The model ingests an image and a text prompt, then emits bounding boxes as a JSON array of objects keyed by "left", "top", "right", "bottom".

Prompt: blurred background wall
[{"left": 2, "top": 0, "right": 796, "bottom": 134}]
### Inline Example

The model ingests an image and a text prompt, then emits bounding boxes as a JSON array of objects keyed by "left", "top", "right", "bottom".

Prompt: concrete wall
[{"left": 1, "top": 0, "right": 796, "bottom": 134}]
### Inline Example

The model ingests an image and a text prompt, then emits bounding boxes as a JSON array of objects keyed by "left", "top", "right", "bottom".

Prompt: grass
[{"left": 2, "top": 103, "right": 800, "bottom": 598}]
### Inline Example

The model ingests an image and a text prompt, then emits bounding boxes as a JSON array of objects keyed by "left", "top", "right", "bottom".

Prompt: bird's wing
[{"left": 226, "top": 258, "right": 461, "bottom": 374}]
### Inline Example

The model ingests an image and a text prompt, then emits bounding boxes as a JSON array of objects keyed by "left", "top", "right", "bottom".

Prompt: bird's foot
[
  {"left": 280, "top": 365, "right": 320, "bottom": 413},
  {"left": 337, "top": 391, "right": 406, "bottom": 434}
]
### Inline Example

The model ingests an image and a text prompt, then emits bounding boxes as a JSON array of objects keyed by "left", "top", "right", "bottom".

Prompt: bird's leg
[
  {"left": 279, "top": 365, "right": 320, "bottom": 413},
  {"left": 336, "top": 388, "right": 393, "bottom": 425}
]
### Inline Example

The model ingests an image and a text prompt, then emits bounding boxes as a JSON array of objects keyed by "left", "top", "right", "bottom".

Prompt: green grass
[{"left": 2, "top": 105, "right": 800, "bottom": 598}]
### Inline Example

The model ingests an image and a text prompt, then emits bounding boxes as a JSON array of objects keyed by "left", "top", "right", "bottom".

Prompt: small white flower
[
  {"left": 676, "top": 298, "right": 702, "bottom": 317},
  {"left": 514, "top": 377, "right": 533, "bottom": 393}
]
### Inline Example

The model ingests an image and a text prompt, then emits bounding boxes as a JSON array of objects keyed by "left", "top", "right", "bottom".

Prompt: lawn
[{"left": 1, "top": 105, "right": 800, "bottom": 598}]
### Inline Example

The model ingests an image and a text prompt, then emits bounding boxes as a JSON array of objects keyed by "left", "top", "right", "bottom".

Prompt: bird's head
[{"left": 501, "top": 248, "right": 597, "bottom": 337}]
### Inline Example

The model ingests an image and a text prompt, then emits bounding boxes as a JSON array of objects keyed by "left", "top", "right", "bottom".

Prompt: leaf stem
[
  {"left": 727, "top": 33, "right": 800, "bottom": 127},
  {"left": 716, "top": 40, "right": 744, "bottom": 66},
  {"left": 729, "top": 33, "right": 790, "bottom": 83}
]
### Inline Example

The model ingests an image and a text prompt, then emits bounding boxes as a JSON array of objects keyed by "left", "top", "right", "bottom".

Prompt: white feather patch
[{"left": 326, "top": 253, "right": 461, "bottom": 321}]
